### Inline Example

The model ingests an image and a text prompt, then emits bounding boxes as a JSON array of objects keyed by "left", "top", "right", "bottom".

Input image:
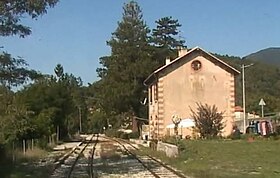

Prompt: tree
[
  {"left": 0, "top": 0, "right": 59, "bottom": 149},
  {"left": 0, "top": 52, "right": 40, "bottom": 88},
  {"left": 151, "top": 16, "right": 186, "bottom": 66},
  {"left": 96, "top": 1, "right": 156, "bottom": 125},
  {"left": 54, "top": 63, "right": 64, "bottom": 80},
  {"left": 0, "top": 0, "right": 59, "bottom": 37},
  {"left": 190, "top": 103, "right": 225, "bottom": 138},
  {"left": 0, "top": 93, "right": 35, "bottom": 144},
  {"left": 215, "top": 53, "right": 280, "bottom": 115},
  {"left": 16, "top": 64, "right": 84, "bottom": 141}
]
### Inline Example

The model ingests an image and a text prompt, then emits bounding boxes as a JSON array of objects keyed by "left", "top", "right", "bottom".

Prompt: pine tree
[
  {"left": 151, "top": 16, "right": 186, "bottom": 67},
  {"left": 96, "top": 1, "right": 156, "bottom": 124}
]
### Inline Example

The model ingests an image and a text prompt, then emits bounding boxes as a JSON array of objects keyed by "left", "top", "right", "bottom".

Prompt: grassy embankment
[
  {"left": 0, "top": 148, "right": 61, "bottom": 178},
  {"left": 139, "top": 139, "right": 280, "bottom": 178}
]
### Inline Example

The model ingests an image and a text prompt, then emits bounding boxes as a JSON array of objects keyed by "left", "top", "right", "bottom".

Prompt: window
[
  {"left": 191, "top": 60, "right": 202, "bottom": 71},
  {"left": 154, "top": 83, "right": 158, "bottom": 101},
  {"left": 149, "top": 86, "right": 153, "bottom": 103}
]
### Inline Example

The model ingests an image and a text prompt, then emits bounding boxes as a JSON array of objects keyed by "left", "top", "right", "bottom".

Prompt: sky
[{"left": 1, "top": 0, "right": 280, "bottom": 85}]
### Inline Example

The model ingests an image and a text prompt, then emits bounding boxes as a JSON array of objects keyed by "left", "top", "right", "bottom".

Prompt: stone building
[{"left": 144, "top": 47, "right": 240, "bottom": 139}]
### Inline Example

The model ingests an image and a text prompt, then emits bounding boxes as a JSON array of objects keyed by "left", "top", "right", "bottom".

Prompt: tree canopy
[
  {"left": 96, "top": 1, "right": 155, "bottom": 124},
  {"left": 93, "top": 1, "right": 187, "bottom": 130},
  {"left": 0, "top": 52, "right": 40, "bottom": 88},
  {"left": 0, "top": 0, "right": 59, "bottom": 37}
]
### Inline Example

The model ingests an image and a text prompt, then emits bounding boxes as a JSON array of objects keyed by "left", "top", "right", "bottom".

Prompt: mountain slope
[{"left": 245, "top": 47, "right": 280, "bottom": 66}]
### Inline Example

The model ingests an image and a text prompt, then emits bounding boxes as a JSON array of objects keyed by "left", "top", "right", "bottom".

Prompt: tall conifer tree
[
  {"left": 151, "top": 16, "right": 186, "bottom": 67},
  {"left": 97, "top": 1, "right": 156, "bottom": 121}
]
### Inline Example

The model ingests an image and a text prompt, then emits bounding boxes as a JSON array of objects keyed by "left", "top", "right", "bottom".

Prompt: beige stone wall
[{"left": 159, "top": 54, "right": 235, "bottom": 136}]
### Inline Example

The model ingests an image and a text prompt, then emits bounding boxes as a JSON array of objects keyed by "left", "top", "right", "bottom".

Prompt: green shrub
[
  {"left": 120, "top": 133, "right": 129, "bottom": 139},
  {"left": 105, "top": 129, "right": 119, "bottom": 137},
  {"left": 37, "top": 139, "right": 49, "bottom": 149},
  {"left": 230, "top": 126, "right": 241, "bottom": 140},
  {"left": 162, "top": 135, "right": 178, "bottom": 145},
  {"left": 128, "top": 132, "right": 139, "bottom": 139},
  {"left": 177, "top": 140, "right": 188, "bottom": 153},
  {"left": 161, "top": 136, "right": 187, "bottom": 153},
  {"left": 190, "top": 103, "right": 225, "bottom": 139},
  {"left": 275, "top": 125, "right": 280, "bottom": 135},
  {"left": 149, "top": 139, "right": 158, "bottom": 150}
]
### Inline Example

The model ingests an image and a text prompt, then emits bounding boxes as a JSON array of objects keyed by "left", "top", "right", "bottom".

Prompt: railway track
[
  {"left": 103, "top": 136, "right": 188, "bottom": 178},
  {"left": 49, "top": 134, "right": 188, "bottom": 178},
  {"left": 50, "top": 134, "right": 99, "bottom": 178},
  {"left": 89, "top": 134, "right": 99, "bottom": 178}
]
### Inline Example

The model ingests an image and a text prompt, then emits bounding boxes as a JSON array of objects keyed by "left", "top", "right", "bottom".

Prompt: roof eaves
[
  {"left": 143, "top": 72, "right": 156, "bottom": 86},
  {"left": 200, "top": 47, "right": 240, "bottom": 74},
  {"left": 153, "top": 47, "right": 198, "bottom": 74},
  {"left": 143, "top": 46, "right": 240, "bottom": 86}
]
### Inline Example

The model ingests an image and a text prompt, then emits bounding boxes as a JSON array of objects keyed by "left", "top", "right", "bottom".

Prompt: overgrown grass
[
  {"left": 139, "top": 139, "right": 280, "bottom": 178},
  {"left": 0, "top": 148, "right": 55, "bottom": 178}
]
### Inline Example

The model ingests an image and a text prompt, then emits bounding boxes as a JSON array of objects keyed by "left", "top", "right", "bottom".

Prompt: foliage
[
  {"left": 245, "top": 47, "right": 280, "bottom": 67},
  {"left": 151, "top": 16, "right": 186, "bottom": 67},
  {"left": 87, "top": 109, "right": 107, "bottom": 134},
  {"left": 230, "top": 125, "right": 241, "bottom": 140},
  {"left": 0, "top": 0, "right": 59, "bottom": 37},
  {"left": 190, "top": 103, "right": 225, "bottom": 138},
  {"left": 161, "top": 135, "right": 187, "bottom": 153},
  {"left": 104, "top": 129, "right": 121, "bottom": 138},
  {"left": 20, "top": 66, "right": 85, "bottom": 139},
  {"left": 95, "top": 1, "right": 156, "bottom": 125},
  {"left": 215, "top": 53, "right": 280, "bottom": 116},
  {"left": 0, "top": 147, "right": 52, "bottom": 178},
  {"left": 92, "top": 1, "right": 185, "bottom": 130},
  {"left": 54, "top": 63, "right": 64, "bottom": 79},
  {"left": 128, "top": 131, "right": 140, "bottom": 139},
  {"left": 0, "top": 52, "right": 40, "bottom": 88},
  {"left": 0, "top": 63, "right": 86, "bottom": 148},
  {"left": 275, "top": 125, "right": 280, "bottom": 135}
]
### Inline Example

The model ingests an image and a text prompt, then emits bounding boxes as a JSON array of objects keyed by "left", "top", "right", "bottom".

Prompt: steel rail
[
  {"left": 66, "top": 134, "right": 95, "bottom": 178},
  {"left": 120, "top": 138, "right": 187, "bottom": 178},
  {"left": 103, "top": 136, "right": 187, "bottom": 178},
  {"left": 88, "top": 134, "right": 99, "bottom": 178}
]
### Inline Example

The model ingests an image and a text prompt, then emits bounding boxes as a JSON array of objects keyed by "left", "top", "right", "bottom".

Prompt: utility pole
[
  {"left": 79, "top": 106, "right": 82, "bottom": 133},
  {"left": 259, "top": 98, "right": 266, "bottom": 118},
  {"left": 241, "top": 63, "right": 254, "bottom": 133}
]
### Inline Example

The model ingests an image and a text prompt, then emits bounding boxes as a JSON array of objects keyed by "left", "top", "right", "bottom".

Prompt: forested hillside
[
  {"left": 245, "top": 47, "right": 280, "bottom": 66},
  {"left": 215, "top": 53, "right": 280, "bottom": 115}
]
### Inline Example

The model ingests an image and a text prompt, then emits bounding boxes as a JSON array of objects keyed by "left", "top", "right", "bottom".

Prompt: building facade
[{"left": 144, "top": 47, "right": 240, "bottom": 139}]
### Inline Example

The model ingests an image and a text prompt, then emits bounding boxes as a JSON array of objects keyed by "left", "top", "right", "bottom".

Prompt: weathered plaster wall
[{"left": 160, "top": 54, "right": 235, "bottom": 136}]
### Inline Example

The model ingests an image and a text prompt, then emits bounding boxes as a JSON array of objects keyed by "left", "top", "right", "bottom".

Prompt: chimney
[
  {"left": 165, "top": 57, "right": 171, "bottom": 65},
  {"left": 177, "top": 46, "right": 188, "bottom": 57}
]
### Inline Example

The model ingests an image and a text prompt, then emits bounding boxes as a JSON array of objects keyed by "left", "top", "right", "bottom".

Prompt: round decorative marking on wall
[{"left": 191, "top": 60, "right": 202, "bottom": 71}]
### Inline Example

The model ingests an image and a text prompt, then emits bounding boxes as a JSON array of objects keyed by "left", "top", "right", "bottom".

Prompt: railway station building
[{"left": 144, "top": 47, "right": 240, "bottom": 139}]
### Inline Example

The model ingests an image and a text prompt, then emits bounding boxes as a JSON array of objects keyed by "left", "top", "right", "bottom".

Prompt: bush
[
  {"left": 149, "top": 139, "right": 158, "bottom": 150},
  {"left": 0, "top": 144, "right": 5, "bottom": 161},
  {"left": 37, "top": 139, "right": 49, "bottom": 149},
  {"left": 190, "top": 103, "right": 225, "bottom": 139},
  {"left": 230, "top": 126, "right": 241, "bottom": 140},
  {"left": 105, "top": 129, "right": 120, "bottom": 137},
  {"left": 275, "top": 125, "right": 280, "bottom": 135},
  {"left": 162, "top": 136, "right": 178, "bottom": 145},
  {"left": 161, "top": 136, "right": 187, "bottom": 153},
  {"left": 128, "top": 132, "right": 140, "bottom": 139},
  {"left": 120, "top": 133, "right": 129, "bottom": 139}
]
